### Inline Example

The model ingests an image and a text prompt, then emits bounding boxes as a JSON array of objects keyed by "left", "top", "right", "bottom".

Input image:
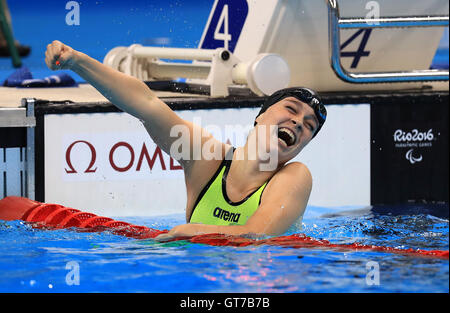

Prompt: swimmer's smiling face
[{"left": 254, "top": 96, "right": 319, "bottom": 165}]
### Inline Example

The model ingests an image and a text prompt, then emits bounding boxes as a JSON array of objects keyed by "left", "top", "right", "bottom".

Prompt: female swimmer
[{"left": 44, "top": 40, "right": 326, "bottom": 241}]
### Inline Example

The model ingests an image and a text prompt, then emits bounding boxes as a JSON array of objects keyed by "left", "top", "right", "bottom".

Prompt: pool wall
[{"left": 1, "top": 90, "right": 446, "bottom": 217}]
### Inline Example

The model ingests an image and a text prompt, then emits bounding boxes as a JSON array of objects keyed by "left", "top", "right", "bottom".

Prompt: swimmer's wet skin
[{"left": 44, "top": 40, "right": 327, "bottom": 241}]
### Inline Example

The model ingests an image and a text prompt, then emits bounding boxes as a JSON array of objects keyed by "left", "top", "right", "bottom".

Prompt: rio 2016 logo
[
  {"left": 393, "top": 129, "right": 434, "bottom": 142},
  {"left": 393, "top": 129, "right": 436, "bottom": 165}
]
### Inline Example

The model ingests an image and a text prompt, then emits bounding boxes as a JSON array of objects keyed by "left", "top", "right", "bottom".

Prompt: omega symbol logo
[{"left": 65, "top": 140, "right": 97, "bottom": 174}]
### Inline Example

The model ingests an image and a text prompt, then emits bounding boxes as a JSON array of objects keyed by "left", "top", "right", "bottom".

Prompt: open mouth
[{"left": 278, "top": 127, "right": 296, "bottom": 147}]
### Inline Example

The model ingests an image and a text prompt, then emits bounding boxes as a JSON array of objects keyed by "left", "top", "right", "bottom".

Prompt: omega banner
[
  {"left": 43, "top": 105, "right": 370, "bottom": 217},
  {"left": 371, "top": 96, "right": 449, "bottom": 204}
]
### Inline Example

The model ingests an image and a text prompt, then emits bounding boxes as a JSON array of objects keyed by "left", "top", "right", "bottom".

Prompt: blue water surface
[{"left": 0, "top": 205, "right": 448, "bottom": 293}]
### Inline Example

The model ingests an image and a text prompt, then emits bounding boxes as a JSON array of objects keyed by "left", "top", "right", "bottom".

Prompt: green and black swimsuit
[{"left": 189, "top": 147, "right": 269, "bottom": 226}]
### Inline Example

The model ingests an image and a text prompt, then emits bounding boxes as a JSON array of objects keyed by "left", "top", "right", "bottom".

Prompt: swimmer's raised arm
[
  {"left": 44, "top": 40, "right": 224, "bottom": 171},
  {"left": 45, "top": 40, "right": 157, "bottom": 120}
]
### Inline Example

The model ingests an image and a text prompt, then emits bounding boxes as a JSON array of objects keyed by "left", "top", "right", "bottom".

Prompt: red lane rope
[
  {"left": 4, "top": 199, "right": 449, "bottom": 259},
  {"left": 19, "top": 203, "right": 168, "bottom": 238},
  {"left": 188, "top": 233, "right": 449, "bottom": 259}
]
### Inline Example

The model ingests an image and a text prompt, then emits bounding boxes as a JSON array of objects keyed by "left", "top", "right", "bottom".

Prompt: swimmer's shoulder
[
  {"left": 277, "top": 161, "right": 312, "bottom": 183},
  {"left": 263, "top": 161, "right": 313, "bottom": 198}
]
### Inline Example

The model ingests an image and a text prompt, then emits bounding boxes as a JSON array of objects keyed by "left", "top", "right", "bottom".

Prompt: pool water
[{"left": 0, "top": 204, "right": 448, "bottom": 293}]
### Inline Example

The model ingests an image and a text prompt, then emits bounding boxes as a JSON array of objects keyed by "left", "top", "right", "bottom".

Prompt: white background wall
[{"left": 45, "top": 104, "right": 370, "bottom": 217}]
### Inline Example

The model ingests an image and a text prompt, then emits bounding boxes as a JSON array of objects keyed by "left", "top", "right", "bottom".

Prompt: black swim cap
[{"left": 254, "top": 87, "right": 327, "bottom": 138}]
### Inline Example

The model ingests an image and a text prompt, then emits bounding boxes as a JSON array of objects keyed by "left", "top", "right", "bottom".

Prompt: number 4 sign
[
  {"left": 341, "top": 29, "right": 373, "bottom": 69},
  {"left": 200, "top": 0, "right": 249, "bottom": 53}
]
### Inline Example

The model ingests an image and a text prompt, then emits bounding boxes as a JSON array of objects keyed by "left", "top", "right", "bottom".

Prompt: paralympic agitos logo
[
  {"left": 64, "top": 140, "right": 182, "bottom": 174},
  {"left": 392, "top": 128, "right": 436, "bottom": 165}
]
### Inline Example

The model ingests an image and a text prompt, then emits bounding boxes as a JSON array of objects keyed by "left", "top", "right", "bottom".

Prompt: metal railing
[
  {"left": 326, "top": 0, "right": 449, "bottom": 83},
  {"left": 0, "top": 100, "right": 35, "bottom": 199}
]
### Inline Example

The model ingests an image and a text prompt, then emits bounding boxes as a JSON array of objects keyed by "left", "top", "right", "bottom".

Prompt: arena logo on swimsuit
[{"left": 213, "top": 207, "right": 240, "bottom": 223}]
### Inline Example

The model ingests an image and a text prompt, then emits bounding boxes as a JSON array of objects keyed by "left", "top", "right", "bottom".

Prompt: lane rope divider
[{"left": 0, "top": 197, "right": 448, "bottom": 259}]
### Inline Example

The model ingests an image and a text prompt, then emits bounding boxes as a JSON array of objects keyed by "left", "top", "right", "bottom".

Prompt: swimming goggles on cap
[{"left": 255, "top": 87, "right": 327, "bottom": 138}]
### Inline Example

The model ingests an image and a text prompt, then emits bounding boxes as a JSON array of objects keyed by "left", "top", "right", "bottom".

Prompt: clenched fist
[{"left": 44, "top": 40, "right": 79, "bottom": 70}]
